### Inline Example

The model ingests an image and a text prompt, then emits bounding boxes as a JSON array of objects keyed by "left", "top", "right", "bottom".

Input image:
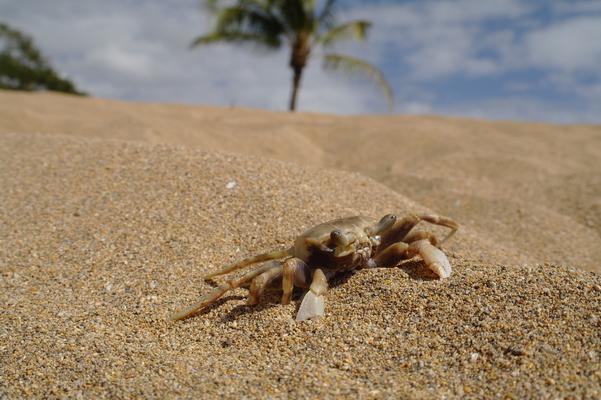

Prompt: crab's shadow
[
  {"left": 220, "top": 292, "right": 284, "bottom": 322},
  {"left": 329, "top": 260, "right": 439, "bottom": 285},
  {"left": 216, "top": 261, "right": 436, "bottom": 322},
  {"left": 397, "top": 259, "right": 440, "bottom": 281},
  {"left": 180, "top": 294, "right": 247, "bottom": 320}
]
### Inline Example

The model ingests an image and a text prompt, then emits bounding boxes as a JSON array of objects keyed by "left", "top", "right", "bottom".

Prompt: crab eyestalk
[
  {"left": 330, "top": 229, "right": 353, "bottom": 246},
  {"left": 331, "top": 229, "right": 357, "bottom": 257},
  {"left": 366, "top": 214, "right": 397, "bottom": 236}
]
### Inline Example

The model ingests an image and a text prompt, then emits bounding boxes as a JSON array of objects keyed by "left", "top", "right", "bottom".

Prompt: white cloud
[
  {"left": 422, "top": 0, "right": 531, "bottom": 23},
  {"left": 438, "top": 95, "right": 601, "bottom": 124},
  {"left": 546, "top": 72, "right": 601, "bottom": 100},
  {"left": 346, "top": 1, "right": 601, "bottom": 80},
  {"left": 404, "top": 24, "right": 501, "bottom": 79},
  {"left": 398, "top": 101, "right": 434, "bottom": 114},
  {"left": 550, "top": 0, "right": 601, "bottom": 15},
  {"left": 0, "top": 0, "right": 385, "bottom": 112},
  {"left": 524, "top": 17, "right": 601, "bottom": 72},
  {"left": 0, "top": 0, "right": 600, "bottom": 122},
  {"left": 341, "top": 1, "right": 601, "bottom": 122},
  {"left": 342, "top": 0, "right": 531, "bottom": 80},
  {"left": 85, "top": 45, "right": 155, "bottom": 78}
]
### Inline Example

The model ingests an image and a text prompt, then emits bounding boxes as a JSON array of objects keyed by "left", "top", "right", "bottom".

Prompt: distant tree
[
  {"left": 193, "top": 0, "right": 393, "bottom": 112},
  {"left": 0, "top": 22, "right": 85, "bottom": 95}
]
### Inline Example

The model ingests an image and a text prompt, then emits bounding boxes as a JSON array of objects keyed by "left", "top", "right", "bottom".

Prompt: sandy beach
[
  {"left": 1, "top": 91, "right": 600, "bottom": 398},
  {"left": 2, "top": 91, "right": 600, "bottom": 271}
]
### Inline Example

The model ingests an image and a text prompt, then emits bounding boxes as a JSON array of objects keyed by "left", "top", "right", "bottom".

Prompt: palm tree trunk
[{"left": 289, "top": 66, "right": 303, "bottom": 112}]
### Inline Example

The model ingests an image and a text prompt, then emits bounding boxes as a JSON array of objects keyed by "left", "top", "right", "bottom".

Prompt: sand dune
[
  {"left": 1, "top": 91, "right": 601, "bottom": 398},
  {"left": 1, "top": 90, "right": 599, "bottom": 271}
]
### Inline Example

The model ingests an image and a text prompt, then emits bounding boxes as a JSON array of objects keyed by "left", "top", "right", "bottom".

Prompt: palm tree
[
  {"left": 0, "top": 22, "right": 85, "bottom": 95},
  {"left": 192, "top": 0, "right": 393, "bottom": 112}
]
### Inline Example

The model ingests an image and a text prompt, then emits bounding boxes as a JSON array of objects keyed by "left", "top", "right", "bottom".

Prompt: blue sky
[{"left": 2, "top": 0, "right": 601, "bottom": 123}]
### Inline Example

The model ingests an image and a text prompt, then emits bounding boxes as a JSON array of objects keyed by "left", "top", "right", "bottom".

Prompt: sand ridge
[
  {"left": 1, "top": 131, "right": 600, "bottom": 398},
  {"left": 1, "top": 90, "right": 599, "bottom": 272}
]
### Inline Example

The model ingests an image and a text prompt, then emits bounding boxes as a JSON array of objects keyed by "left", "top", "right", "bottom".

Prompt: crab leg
[
  {"left": 378, "top": 215, "right": 425, "bottom": 249},
  {"left": 407, "top": 239, "right": 452, "bottom": 279},
  {"left": 403, "top": 230, "right": 438, "bottom": 246},
  {"left": 281, "top": 258, "right": 312, "bottom": 305},
  {"left": 418, "top": 214, "right": 458, "bottom": 245},
  {"left": 373, "top": 242, "right": 410, "bottom": 268},
  {"left": 203, "top": 248, "right": 292, "bottom": 279},
  {"left": 379, "top": 213, "right": 458, "bottom": 249},
  {"left": 247, "top": 264, "right": 283, "bottom": 305},
  {"left": 171, "top": 262, "right": 278, "bottom": 321},
  {"left": 373, "top": 231, "right": 451, "bottom": 278},
  {"left": 296, "top": 269, "right": 328, "bottom": 321}
]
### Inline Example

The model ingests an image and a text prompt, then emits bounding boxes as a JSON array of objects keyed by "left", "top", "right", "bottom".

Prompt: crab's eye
[
  {"left": 367, "top": 214, "right": 397, "bottom": 236},
  {"left": 380, "top": 214, "right": 397, "bottom": 225},
  {"left": 330, "top": 229, "right": 351, "bottom": 247}
]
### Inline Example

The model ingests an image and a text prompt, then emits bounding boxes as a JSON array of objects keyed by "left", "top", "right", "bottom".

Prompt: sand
[
  {"left": 1, "top": 91, "right": 601, "bottom": 398},
  {"left": 1, "top": 90, "right": 600, "bottom": 272}
]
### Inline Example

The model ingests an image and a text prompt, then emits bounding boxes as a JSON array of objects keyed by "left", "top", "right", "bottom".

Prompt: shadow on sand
[{"left": 181, "top": 259, "right": 439, "bottom": 322}]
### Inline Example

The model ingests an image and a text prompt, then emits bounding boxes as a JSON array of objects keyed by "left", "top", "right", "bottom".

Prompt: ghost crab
[{"left": 171, "top": 213, "right": 458, "bottom": 321}]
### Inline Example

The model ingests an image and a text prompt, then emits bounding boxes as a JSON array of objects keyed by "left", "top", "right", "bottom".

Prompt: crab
[{"left": 171, "top": 213, "right": 458, "bottom": 322}]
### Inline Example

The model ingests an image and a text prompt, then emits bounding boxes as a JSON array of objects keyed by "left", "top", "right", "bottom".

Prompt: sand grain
[{"left": 1, "top": 131, "right": 600, "bottom": 398}]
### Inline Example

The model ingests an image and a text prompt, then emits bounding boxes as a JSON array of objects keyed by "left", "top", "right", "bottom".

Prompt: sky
[{"left": 1, "top": 0, "right": 601, "bottom": 123}]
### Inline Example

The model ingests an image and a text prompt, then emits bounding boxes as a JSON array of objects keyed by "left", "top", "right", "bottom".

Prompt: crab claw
[
  {"left": 410, "top": 239, "right": 452, "bottom": 278},
  {"left": 296, "top": 269, "right": 328, "bottom": 321},
  {"left": 296, "top": 290, "right": 325, "bottom": 321}
]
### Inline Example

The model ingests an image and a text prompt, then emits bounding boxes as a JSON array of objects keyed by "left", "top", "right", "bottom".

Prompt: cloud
[
  {"left": 346, "top": 1, "right": 601, "bottom": 79},
  {"left": 343, "top": 0, "right": 532, "bottom": 79},
  {"left": 523, "top": 16, "right": 601, "bottom": 72},
  {"left": 404, "top": 24, "right": 501, "bottom": 80},
  {"left": 438, "top": 95, "right": 601, "bottom": 124},
  {"left": 419, "top": 0, "right": 531, "bottom": 23},
  {"left": 0, "top": 0, "right": 600, "bottom": 122},
  {"left": 339, "top": 1, "right": 601, "bottom": 121},
  {"left": 550, "top": 0, "right": 601, "bottom": 16},
  {"left": 0, "top": 0, "right": 391, "bottom": 113},
  {"left": 85, "top": 45, "right": 155, "bottom": 78}
]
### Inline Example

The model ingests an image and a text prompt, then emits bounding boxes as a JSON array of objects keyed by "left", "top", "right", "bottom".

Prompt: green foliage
[
  {"left": 194, "top": 0, "right": 393, "bottom": 111},
  {"left": 324, "top": 53, "right": 393, "bottom": 110},
  {"left": 0, "top": 22, "right": 85, "bottom": 95},
  {"left": 318, "top": 20, "right": 371, "bottom": 47}
]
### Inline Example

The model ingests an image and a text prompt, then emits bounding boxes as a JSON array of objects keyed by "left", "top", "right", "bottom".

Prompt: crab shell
[{"left": 294, "top": 216, "right": 379, "bottom": 271}]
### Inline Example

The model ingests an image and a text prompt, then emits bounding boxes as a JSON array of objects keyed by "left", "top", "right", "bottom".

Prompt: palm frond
[
  {"left": 323, "top": 53, "right": 393, "bottom": 111},
  {"left": 278, "top": 0, "right": 309, "bottom": 31},
  {"left": 318, "top": 20, "right": 371, "bottom": 46},
  {"left": 205, "top": 0, "right": 269, "bottom": 11},
  {"left": 302, "top": 0, "right": 315, "bottom": 13},
  {"left": 191, "top": 31, "right": 281, "bottom": 48},
  {"left": 203, "top": 0, "right": 220, "bottom": 12},
  {"left": 217, "top": 6, "right": 283, "bottom": 36},
  {"left": 193, "top": 3, "right": 285, "bottom": 49},
  {"left": 317, "top": 0, "right": 337, "bottom": 28},
  {"left": 301, "top": 0, "right": 318, "bottom": 33}
]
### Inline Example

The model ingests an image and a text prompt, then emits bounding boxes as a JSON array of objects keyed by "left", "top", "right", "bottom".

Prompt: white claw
[
  {"left": 428, "top": 261, "right": 451, "bottom": 279},
  {"left": 296, "top": 290, "right": 325, "bottom": 321},
  {"left": 412, "top": 239, "right": 452, "bottom": 279}
]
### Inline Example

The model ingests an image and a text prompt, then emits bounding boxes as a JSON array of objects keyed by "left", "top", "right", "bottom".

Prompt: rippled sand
[{"left": 1, "top": 91, "right": 600, "bottom": 398}]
